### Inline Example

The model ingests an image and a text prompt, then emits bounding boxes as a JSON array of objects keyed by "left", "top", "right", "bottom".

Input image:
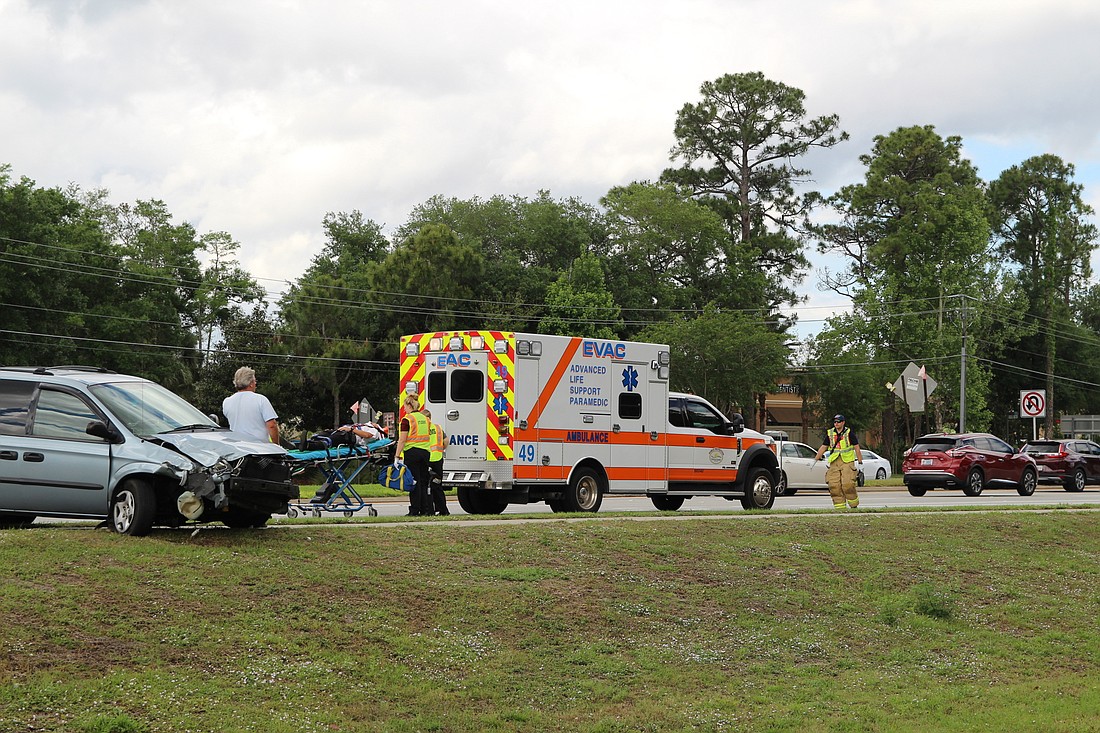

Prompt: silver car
[{"left": 0, "top": 366, "right": 295, "bottom": 535}]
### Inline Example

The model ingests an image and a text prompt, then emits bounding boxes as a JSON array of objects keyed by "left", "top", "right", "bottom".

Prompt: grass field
[{"left": 1, "top": 508, "right": 1098, "bottom": 732}]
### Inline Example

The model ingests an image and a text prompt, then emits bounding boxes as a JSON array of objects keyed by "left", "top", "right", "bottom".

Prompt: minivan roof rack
[{"left": 45, "top": 365, "right": 116, "bottom": 373}]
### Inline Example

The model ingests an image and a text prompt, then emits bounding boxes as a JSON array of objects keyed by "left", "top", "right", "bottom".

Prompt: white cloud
[{"left": 3, "top": 0, "right": 1100, "bottom": 337}]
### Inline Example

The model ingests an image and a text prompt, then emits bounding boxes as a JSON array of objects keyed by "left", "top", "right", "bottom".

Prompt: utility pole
[{"left": 959, "top": 297, "right": 967, "bottom": 433}]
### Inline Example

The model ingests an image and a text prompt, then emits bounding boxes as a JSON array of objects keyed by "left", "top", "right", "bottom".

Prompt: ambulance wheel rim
[{"left": 566, "top": 467, "right": 604, "bottom": 512}]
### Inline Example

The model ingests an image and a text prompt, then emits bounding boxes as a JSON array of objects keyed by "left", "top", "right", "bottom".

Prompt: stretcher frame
[{"left": 285, "top": 437, "right": 394, "bottom": 518}]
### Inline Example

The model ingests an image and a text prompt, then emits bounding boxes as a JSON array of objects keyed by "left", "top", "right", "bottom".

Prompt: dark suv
[
  {"left": 0, "top": 366, "right": 295, "bottom": 535},
  {"left": 1021, "top": 439, "right": 1100, "bottom": 492},
  {"left": 902, "top": 433, "right": 1038, "bottom": 497}
]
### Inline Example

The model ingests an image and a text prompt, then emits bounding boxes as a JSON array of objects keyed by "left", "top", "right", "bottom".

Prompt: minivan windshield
[{"left": 90, "top": 380, "right": 217, "bottom": 436}]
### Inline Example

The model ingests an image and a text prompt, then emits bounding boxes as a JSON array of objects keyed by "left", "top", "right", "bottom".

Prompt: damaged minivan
[{"left": 0, "top": 366, "right": 295, "bottom": 535}]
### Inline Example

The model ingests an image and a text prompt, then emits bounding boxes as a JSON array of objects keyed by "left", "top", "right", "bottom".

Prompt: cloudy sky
[{"left": 4, "top": 0, "right": 1099, "bottom": 338}]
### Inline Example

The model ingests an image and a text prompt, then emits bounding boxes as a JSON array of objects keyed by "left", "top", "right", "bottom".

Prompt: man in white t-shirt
[{"left": 222, "top": 366, "right": 279, "bottom": 443}]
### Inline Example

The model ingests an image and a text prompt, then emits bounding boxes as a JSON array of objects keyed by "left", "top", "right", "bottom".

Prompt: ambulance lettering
[
  {"left": 451, "top": 434, "right": 480, "bottom": 446},
  {"left": 581, "top": 340, "right": 627, "bottom": 359},
  {"left": 566, "top": 431, "right": 609, "bottom": 443},
  {"left": 434, "top": 353, "right": 472, "bottom": 368}
]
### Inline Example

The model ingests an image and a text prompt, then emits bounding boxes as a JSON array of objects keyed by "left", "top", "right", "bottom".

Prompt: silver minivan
[{"left": 0, "top": 366, "right": 295, "bottom": 535}]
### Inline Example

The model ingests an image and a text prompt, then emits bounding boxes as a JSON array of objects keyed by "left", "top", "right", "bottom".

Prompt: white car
[
  {"left": 776, "top": 441, "right": 827, "bottom": 495},
  {"left": 859, "top": 450, "right": 893, "bottom": 484},
  {"left": 776, "top": 442, "right": 892, "bottom": 495}
]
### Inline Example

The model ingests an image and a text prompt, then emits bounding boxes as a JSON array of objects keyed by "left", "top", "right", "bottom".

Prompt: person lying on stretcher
[{"left": 335, "top": 420, "right": 388, "bottom": 446}]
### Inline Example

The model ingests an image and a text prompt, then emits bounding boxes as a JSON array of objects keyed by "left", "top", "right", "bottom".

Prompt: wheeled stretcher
[{"left": 285, "top": 436, "right": 394, "bottom": 518}]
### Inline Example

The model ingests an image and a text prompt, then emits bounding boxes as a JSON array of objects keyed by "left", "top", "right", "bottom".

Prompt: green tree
[
  {"left": 638, "top": 307, "right": 789, "bottom": 424},
  {"left": 812, "top": 126, "right": 995, "bottom": 434},
  {"left": 800, "top": 316, "right": 897, "bottom": 453},
  {"left": 279, "top": 213, "right": 394, "bottom": 426},
  {"left": 539, "top": 252, "right": 623, "bottom": 339},
  {"left": 193, "top": 231, "right": 265, "bottom": 359},
  {"left": 598, "top": 182, "right": 768, "bottom": 324},
  {"left": 661, "top": 72, "right": 848, "bottom": 313},
  {"left": 397, "top": 192, "right": 606, "bottom": 331},
  {"left": 988, "top": 154, "right": 1098, "bottom": 435}
]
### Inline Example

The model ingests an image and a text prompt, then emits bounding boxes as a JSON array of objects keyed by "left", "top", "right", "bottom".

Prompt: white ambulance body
[{"left": 399, "top": 330, "right": 779, "bottom": 514}]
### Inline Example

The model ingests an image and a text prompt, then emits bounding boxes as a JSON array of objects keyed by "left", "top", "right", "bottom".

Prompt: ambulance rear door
[{"left": 423, "top": 348, "right": 488, "bottom": 464}]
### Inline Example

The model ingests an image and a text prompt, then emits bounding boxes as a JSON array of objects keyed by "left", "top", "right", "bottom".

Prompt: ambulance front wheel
[
  {"left": 564, "top": 466, "right": 604, "bottom": 512},
  {"left": 739, "top": 467, "right": 776, "bottom": 510},
  {"left": 456, "top": 486, "right": 508, "bottom": 515}
]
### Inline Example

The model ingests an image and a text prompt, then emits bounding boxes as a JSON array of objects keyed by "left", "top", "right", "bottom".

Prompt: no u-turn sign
[{"left": 1020, "top": 390, "right": 1047, "bottom": 419}]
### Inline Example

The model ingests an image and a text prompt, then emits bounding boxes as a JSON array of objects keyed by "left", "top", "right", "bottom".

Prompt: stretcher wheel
[
  {"left": 312, "top": 508, "right": 321, "bottom": 518},
  {"left": 287, "top": 506, "right": 299, "bottom": 518},
  {"left": 368, "top": 505, "right": 378, "bottom": 517},
  {"left": 343, "top": 510, "right": 353, "bottom": 518}
]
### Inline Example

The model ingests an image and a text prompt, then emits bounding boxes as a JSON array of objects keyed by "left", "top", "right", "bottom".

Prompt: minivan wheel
[
  {"left": 0, "top": 512, "right": 36, "bottom": 529},
  {"left": 1064, "top": 468, "right": 1086, "bottom": 492},
  {"left": 111, "top": 479, "right": 156, "bottom": 536},
  {"left": 962, "top": 469, "right": 985, "bottom": 497},
  {"left": 1017, "top": 468, "right": 1037, "bottom": 497}
]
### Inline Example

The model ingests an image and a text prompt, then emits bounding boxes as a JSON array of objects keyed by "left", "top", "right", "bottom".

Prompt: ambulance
[{"left": 399, "top": 330, "right": 779, "bottom": 514}]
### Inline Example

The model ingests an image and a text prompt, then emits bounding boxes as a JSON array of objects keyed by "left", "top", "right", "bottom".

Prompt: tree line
[{"left": 2, "top": 72, "right": 1097, "bottom": 457}]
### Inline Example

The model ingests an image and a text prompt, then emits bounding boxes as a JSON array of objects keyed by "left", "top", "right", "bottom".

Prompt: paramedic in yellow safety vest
[
  {"left": 394, "top": 395, "right": 433, "bottom": 516},
  {"left": 423, "top": 409, "right": 449, "bottom": 516},
  {"left": 812, "top": 414, "right": 864, "bottom": 510}
]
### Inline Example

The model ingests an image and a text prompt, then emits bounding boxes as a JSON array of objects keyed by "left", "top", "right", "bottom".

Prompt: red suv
[
  {"left": 1021, "top": 439, "right": 1100, "bottom": 492},
  {"left": 902, "top": 433, "right": 1038, "bottom": 497}
]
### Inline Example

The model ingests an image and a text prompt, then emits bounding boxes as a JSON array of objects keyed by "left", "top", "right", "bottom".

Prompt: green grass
[{"left": 2, "top": 510, "right": 1098, "bottom": 732}]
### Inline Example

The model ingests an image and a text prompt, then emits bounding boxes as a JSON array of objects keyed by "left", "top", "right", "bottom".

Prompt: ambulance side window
[
  {"left": 450, "top": 369, "right": 484, "bottom": 403},
  {"left": 426, "top": 372, "right": 447, "bottom": 403},
  {"left": 684, "top": 399, "right": 725, "bottom": 433},
  {"left": 618, "top": 393, "right": 641, "bottom": 420},
  {"left": 668, "top": 398, "right": 687, "bottom": 428}
]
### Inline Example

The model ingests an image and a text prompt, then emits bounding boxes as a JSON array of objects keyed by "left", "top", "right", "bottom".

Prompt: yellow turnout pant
[{"left": 825, "top": 458, "right": 859, "bottom": 507}]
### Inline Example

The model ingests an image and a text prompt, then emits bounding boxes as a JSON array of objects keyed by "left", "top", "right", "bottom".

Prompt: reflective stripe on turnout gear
[{"left": 826, "top": 426, "right": 856, "bottom": 464}]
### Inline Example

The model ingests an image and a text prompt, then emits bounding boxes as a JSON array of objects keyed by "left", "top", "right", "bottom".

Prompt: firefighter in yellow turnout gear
[
  {"left": 423, "top": 409, "right": 449, "bottom": 516},
  {"left": 813, "top": 414, "right": 864, "bottom": 509}
]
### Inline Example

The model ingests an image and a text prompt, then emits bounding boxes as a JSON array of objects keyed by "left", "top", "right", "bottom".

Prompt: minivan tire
[{"left": 111, "top": 479, "right": 156, "bottom": 536}]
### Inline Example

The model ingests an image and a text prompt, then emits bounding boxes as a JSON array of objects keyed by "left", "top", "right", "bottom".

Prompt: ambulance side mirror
[{"left": 725, "top": 413, "right": 745, "bottom": 435}]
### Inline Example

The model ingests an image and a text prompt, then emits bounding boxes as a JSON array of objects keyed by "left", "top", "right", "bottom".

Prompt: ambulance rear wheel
[
  {"left": 564, "top": 467, "right": 604, "bottom": 512},
  {"left": 651, "top": 495, "right": 685, "bottom": 511},
  {"left": 739, "top": 467, "right": 775, "bottom": 510},
  {"left": 456, "top": 486, "right": 508, "bottom": 515}
]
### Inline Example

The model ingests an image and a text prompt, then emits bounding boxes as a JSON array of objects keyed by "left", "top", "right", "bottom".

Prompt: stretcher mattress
[{"left": 287, "top": 438, "right": 392, "bottom": 462}]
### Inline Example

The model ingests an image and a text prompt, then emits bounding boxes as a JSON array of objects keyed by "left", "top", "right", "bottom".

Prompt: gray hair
[{"left": 233, "top": 366, "right": 256, "bottom": 390}]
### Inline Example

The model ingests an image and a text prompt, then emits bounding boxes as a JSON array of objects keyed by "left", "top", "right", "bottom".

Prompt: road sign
[
  {"left": 891, "top": 362, "right": 937, "bottom": 413},
  {"left": 1020, "top": 390, "right": 1047, "bottom": 419}
]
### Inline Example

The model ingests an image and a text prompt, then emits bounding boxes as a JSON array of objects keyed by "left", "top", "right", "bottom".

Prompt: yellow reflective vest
[
  {"left": 428, "top": 423, "right": 445, "bottom": 461},
  {"left": 825, "top": 427, "right": 857, "bottom": 464},
  {"left": 404, "top": 411, "right": 431, "bottom": 450}
]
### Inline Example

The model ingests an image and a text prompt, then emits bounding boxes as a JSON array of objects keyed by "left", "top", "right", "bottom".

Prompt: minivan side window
[
  {"left": 32, "top": 389, "right": 105, "bottom": 441},
  {"left": 0, "top": 379, "right": 35, "bottom": 436}
]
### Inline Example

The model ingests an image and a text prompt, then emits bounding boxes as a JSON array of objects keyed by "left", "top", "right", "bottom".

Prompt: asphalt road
[{"left": 282, "top": 484, "right": 1100, "bottom": 520}]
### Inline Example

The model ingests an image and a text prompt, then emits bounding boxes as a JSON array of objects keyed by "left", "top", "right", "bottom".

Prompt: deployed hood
[{"left": 152, "top": 429, "right": 287, "bottom": 466}]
